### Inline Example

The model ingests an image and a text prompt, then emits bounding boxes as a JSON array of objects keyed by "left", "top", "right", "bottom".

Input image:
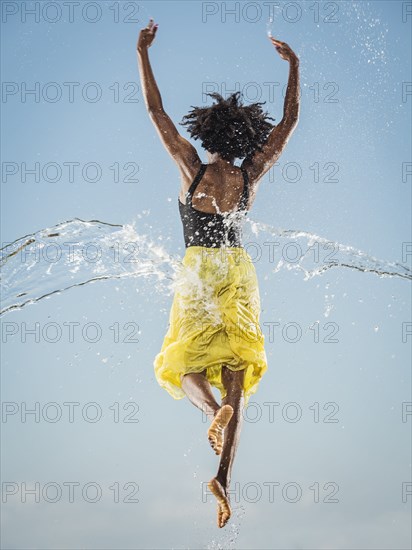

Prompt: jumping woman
[{"left": 137, "top": 19, "right": 300, "bottom": 528}]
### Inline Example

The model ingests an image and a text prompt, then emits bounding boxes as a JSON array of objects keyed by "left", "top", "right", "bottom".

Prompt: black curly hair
[{"left": 179, "top": 91, "right": 276, "bottom": 161}]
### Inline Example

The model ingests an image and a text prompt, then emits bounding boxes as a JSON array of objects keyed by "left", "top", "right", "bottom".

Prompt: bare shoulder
[
  {"left": 241, "top": 118, "right": 298, "bottom": 186},
  {"left": 177, "top": 157, "right": 203, "bottom": 199},
  {"left": 240, "top": 158, "right": 264, "bottom": 197}
]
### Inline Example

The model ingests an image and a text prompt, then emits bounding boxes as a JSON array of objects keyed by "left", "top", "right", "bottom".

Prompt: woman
[{"left": 137, "top": 19, "right": 300, "bottom": 528}]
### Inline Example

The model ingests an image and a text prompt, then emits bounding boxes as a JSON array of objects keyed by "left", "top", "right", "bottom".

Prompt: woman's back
[
  {"left": 178, "top": 163, "right": 250, "bottom": 249},
  {"left": 178, "top": 162, "right": 251, "bottom": 214}
]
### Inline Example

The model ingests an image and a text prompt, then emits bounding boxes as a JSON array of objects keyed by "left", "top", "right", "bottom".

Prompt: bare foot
[
  {"left": 207, "top": 404, "right": 233, "bottom": 455},
  {"left": 208, "top": 477, "right": 231, "bottom": 528}
]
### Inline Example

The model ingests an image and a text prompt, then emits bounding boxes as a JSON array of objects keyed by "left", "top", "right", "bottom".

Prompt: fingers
[
  {"left": 270, "top": 37, "right": 289, "bottom": 49},
  {"left": 272, "top": 44, "right": 286, "bottom": 53},
  {"left": 270, "top": 37, "right": 294, "bottom": 59},
  {"left": 146, "top": 18, "right": 158, "bottom": 29},
  {"left": 144, "top": 18, "right": 158, "bottom": 33},
  {"left": 270, "top": 37, "right": 284, "bottom": 53}
]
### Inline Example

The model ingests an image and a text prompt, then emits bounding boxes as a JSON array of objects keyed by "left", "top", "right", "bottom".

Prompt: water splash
[
  {"left": 265, "top": 4, "right": 283, "bottom": 38},
  {"left": 1, "top": 217, "right": 410, "bottom": 317},
  {"left": 266, "top": 15, "right": 274, "bottom": 38},
  {"left": 0, "top": 218, "right": 179, "bottom": 316},
  {"left": 247, "top": 219, "right": 411, "bottom": 281},
  {"left": 264, "top": 1, "right": 398, "bottom": 139},
  {"left": 206, "top": 505, "right": 246, "bottom": 550}
]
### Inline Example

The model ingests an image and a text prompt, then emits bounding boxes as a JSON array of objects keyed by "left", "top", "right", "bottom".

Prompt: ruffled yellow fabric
[{"left": 153, "top": 246, "right": 268, "bottom": 406}]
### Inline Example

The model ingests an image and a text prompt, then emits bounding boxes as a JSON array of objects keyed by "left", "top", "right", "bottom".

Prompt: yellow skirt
[{"left": 153, "top": 246, "right": 268, "bottom": 406}]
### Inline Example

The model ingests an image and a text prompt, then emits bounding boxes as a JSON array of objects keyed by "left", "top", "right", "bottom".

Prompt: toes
[
  {"left": 219, "top": 507, "right": 230, "bottom": 528},
  {"left": 218, "top": 505, "right": 229, "bottom": 528},
  {"left": 217, "top": 507, "right": 223, "bottom": 527},
  {"left": 220, "top": 513, "right": 230, "bottom": 528},
  {"left": 208, "top": 431, "right": 223, "bottom": 455},
  {"left": 209, "top": 438, "right": 221, "bottom": 454}
]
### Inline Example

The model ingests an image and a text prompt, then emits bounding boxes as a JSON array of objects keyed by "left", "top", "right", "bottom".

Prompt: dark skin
[{"left": 137, "top": 19, "right": 300, "bottom": 528}]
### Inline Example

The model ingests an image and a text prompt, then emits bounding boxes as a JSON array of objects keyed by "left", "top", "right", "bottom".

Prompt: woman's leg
[
  {"left": 181, "top": 370, "right": 233, "bottom": 455},
  {"left": 216, "top": 366, "right": 245, "bottom": 490},
  {"left": 208, "top": 365, "right": 245, "bottom": 527},
  {"left": 181, "top": 370, "right": 220, "bottom": 420}
]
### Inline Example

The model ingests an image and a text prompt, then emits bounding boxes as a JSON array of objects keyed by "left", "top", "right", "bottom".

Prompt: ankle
[
  {"left": 213, "top": 407, "right": 220, "bottom": 418},
  {"left": 202, "top": 403, "right": 220, "bottom": 420},
  {"left": 215, "top": 474, "right": 228, "bottom": 492}
]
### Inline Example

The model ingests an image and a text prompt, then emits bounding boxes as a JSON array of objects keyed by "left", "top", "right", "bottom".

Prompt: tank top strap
[
  {"left": 239, "top": 166, "right": 250, "bottom": 211},
  {"left": 186, "top": 163, "right": 207, "bottom": 207}
]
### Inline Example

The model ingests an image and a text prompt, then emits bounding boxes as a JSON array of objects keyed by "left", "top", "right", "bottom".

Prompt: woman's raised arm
[
  {"left": 242, "top": 38, "right": 300, "bottom": 185},
  {"left": 136, "top": 20, "right": 200, "bottom": 170}
]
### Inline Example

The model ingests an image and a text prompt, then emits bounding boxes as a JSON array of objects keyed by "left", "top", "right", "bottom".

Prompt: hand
[
  {"left": 137, "top": 18, "right": 158, "bottom": 51},
  {"left": 269, "top": 37, "right": 299, "bottom": 63}
]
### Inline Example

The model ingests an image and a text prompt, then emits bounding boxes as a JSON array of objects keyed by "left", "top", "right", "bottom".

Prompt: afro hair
[{"left": 179, "top": 91, "right": 276, "bottom": 161}]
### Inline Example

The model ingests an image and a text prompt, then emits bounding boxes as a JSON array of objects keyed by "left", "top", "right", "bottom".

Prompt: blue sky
[{"left": 1, "top": 1, "right": 411, "bottom": 549}]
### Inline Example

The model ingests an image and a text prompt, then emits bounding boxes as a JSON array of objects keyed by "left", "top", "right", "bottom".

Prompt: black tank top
[{"left": 178, "top": 163, "right": 249, "bottom": 248}]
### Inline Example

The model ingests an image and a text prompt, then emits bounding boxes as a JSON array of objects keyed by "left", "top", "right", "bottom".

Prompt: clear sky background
[{"left": 1, "top": 1, "right": 411, "bottom": 549}]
